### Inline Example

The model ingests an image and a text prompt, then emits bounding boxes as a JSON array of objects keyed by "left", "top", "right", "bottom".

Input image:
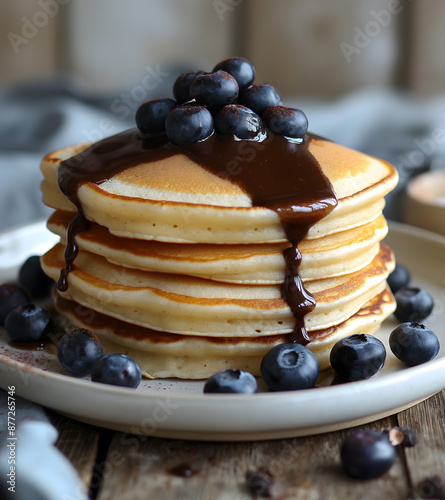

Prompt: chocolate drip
[
  {"left": 57, "top": 128, "right": 337, "bottom": 343},
  {"left": 58, "top": 211, "right": 89, "bottom": 291},
  {"left": 57, "top": 131, "right": 171, "bottom": 291},
  {"left": 281, "top": 247, "right": 314, "bottom": 345}
]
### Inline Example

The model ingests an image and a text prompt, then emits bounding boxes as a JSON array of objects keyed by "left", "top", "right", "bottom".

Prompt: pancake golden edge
[
  {"left": 47, "top": 210, "right": 388, "bottom": 284},
  {"left": 53, "top": 287, "right": 396, "bottom": 379},
  {"left": 41, "top": 242, "right": 394, "bottom": 336}
]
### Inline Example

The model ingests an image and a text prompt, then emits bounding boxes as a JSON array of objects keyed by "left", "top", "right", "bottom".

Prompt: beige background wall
[
  {"left": 1, "top": 0, "right": 444, "bottom": 97},
  {"left": 410, "top": 0, "right": 445, "bottom": 95},
  {"left": 1, "top": 0, "right": 60, "bottom": 83}
]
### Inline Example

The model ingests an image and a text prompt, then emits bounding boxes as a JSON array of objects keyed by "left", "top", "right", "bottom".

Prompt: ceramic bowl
[{"left": 404, "top": 170, "right": 445, "bottom": 236}]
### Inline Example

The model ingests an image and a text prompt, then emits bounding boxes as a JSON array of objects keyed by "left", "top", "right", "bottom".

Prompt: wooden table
[{"left": 47, "top": 390, "right": 445, "bottom": 500}]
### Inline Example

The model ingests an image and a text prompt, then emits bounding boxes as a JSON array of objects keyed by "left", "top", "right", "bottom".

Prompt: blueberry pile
[{"left": 136, "top": 56, "right": 308, "bottom": 146}]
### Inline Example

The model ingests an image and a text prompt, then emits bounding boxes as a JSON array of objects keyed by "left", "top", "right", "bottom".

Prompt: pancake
[
  {"left": 53, "top": 287, "right": 396, "bottom": 378},
  {"left": 40, "top": 136, "right": 397, "bottom": 244},
  {"left": 41, "top": 242, "right": 394, "bottom": 336},
  {"left": 48, "top": 210, "right": 388, "bottom": 284}
]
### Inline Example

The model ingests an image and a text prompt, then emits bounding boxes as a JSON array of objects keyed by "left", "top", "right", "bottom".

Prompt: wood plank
[
  {"left": 97, "top": 415, "right": 409, "bottom": 499},
  {"left": 47, "top": 411, "right": 101, "bottom": 493},
  {"left": 397, "top": 391, "right": 445, "bottom": 498}
]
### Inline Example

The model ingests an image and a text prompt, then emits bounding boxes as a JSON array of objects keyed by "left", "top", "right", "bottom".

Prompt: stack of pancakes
[{"left": 40, "top": 135, "right": 398, "bottom": 379}]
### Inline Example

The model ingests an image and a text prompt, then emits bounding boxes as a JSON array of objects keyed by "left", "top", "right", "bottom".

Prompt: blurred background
[{"left": 1, "top": 0, "right": 444, "bottom": 230}]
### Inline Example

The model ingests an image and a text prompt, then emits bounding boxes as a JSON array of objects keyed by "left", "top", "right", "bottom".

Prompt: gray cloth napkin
[{"left": 0, "top": 391, "right": 88, "bottom": 499}]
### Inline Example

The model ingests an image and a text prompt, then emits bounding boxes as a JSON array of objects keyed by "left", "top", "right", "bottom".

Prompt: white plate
[{"left": 1, "top": 220, "right": 445, "bottom": 441}]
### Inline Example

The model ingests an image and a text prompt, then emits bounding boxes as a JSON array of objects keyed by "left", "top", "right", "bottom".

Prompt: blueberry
[
  {"left": 165, "top": 104, "right": 214, "bottom": 146},
  {"left": 262, "top": 106, "right": 308, "bottom": 138},
  {"left": 383, "top": 426, "right": 418, "bottom": 447},
  {"left": 0, "top": 284, "right": 30, "bottom": 326},
  {"left": 189, "top": 71, "right": 239, "bottom": 109},
  {"left": 135, "top": 98, "right": 176, "bottom": 135},
  {"left": 387, "top": 264, "right": 410, "bottom": 294},
  {"left": 213, "top": 57, "right": 255, "bottom": 91},
  {"left": 91, "top": 353, "right": 142, "bottom": 388},
  {"left": 5, "top": 304, "right": 53, "bottom": 342},
  {"left": 394, "top": 287, "right": 434, "bottom": 322},
  {"left": 18, "top": 255, "right": 54, "bottom": 299},
  {"left": 214, "top": 105, "right": 263, "bottom": 140},
  {"left": 394, "top": 426, "right": 418, "bottom": 447},
  {"left": 203, "top": 369, "right": 258, "bottom": 394},
  {"left": 260, "top": 343, "right": 319, "bottom": 391},
  {"left": 330, "top": 334, "right": 386, "bottom": 381},
  {"left": 173, "top": 70, "right": 205, "bottom": 104},
  {"left": 57, "top": 328, "right": 103, "bottom": 377},
  {"left": 398, "top": 426, "right": 417, "bottom": 447},
  {"left": 341, "top": 430, "right": 396, "bottom": 479},
  {"left": 389, "top": 322, "right": 439, "bottom": 366},
  {"left": 418, "top": 473, "right": 445, "bottom": 499},
  {"left": 245, "top": 470, "right": 274, "bottom": 497},
  {"left": 238, "top": 83, "right": 282, "bottom": 116}
]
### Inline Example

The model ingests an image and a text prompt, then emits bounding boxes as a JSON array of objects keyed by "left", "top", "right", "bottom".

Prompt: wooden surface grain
[
  {"left": 397, "top": 391, "right": 445, "bottom": 499},
  {"left": 81, "top": 419, "right": 411, "bottom": 500},
  {"left": 46, "top": 390, "right": 445, "bottom": 499}
]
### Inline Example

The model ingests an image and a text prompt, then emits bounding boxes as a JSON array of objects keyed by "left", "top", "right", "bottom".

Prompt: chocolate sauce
[
  {"left": 8, "top": 332, "right": 53, "bottom": 352},
  {"left": 57, "top": 128, "right": 337, "bottom": 344},
  {"left": 8, "top": 340, "right": 47, "bottom": 351}
]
